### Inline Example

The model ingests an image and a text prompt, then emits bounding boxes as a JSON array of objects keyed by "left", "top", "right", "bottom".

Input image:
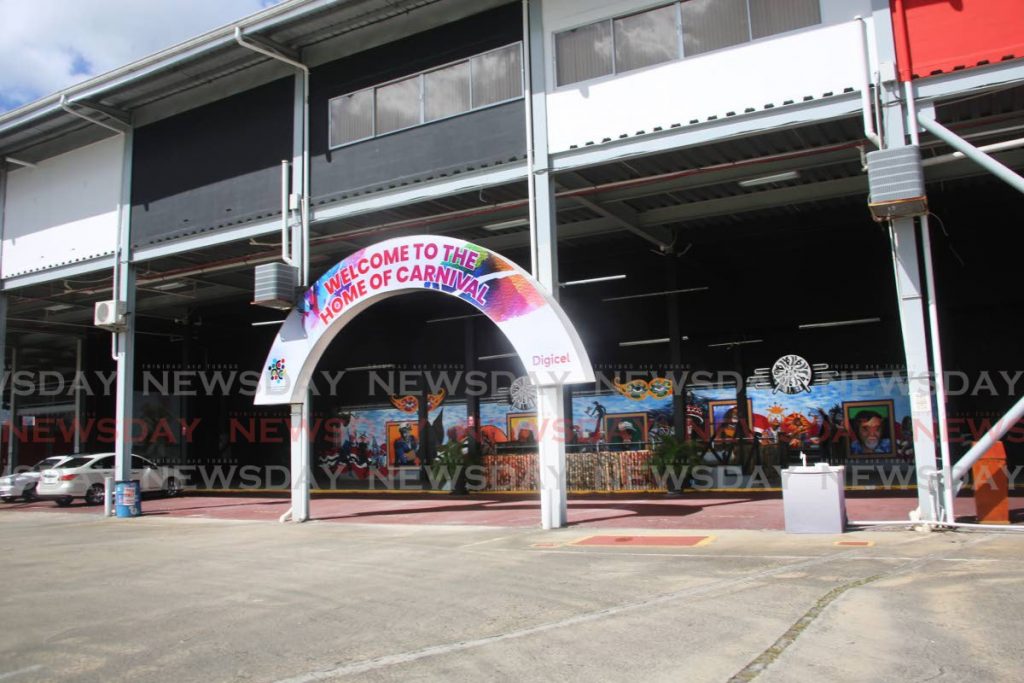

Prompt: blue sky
[{"left": 0, "top": 0, "right": 282, "bottom": 114}]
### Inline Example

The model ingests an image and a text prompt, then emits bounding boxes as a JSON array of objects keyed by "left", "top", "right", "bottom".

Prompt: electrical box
[
  {"left": 94, "top": 300, "right": 127, "bottom": 331},
  {"left": 866, "top": 146, "right": 928, "bottom": 222},
  {"left": 253, "top": 263, "right": 299, "bottom": 310}
]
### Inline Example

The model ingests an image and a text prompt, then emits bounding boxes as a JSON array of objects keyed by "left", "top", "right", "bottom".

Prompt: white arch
[{"left": 255, "top": 235, "right": 594, "bottom": 405}]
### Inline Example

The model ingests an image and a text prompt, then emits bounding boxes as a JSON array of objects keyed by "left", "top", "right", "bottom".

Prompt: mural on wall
[{"left": 316, "top": 375, "right": 915, "bottom": 475}]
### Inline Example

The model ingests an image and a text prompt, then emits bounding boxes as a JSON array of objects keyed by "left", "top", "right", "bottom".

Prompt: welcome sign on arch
[{"left": 254, "top": 235, "right": 595, "bottom": 405}]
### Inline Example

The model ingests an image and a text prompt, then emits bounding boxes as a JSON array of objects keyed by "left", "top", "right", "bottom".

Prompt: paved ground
[
  {"left": 2, "top": 491, "right": 1021, "bottom": 529},
  {"left": 1, "top": 511, "right": 1022, "bottom": 682}
]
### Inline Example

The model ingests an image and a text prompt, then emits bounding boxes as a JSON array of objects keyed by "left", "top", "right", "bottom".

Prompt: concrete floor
[
  {"left": 0, "top": 511, "right": 1022, "bottom": 682},
  {"left": 2, "top": 491, "right": 1021, "bottom": 529}
]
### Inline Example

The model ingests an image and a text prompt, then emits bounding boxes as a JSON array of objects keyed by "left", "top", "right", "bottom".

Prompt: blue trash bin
[{"left": 115, "top": 480, "right": 142, "bottom": 518}]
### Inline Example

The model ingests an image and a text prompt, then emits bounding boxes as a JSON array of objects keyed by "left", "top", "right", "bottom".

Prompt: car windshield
[
  {"left": 33, "top": 458, "right": 63, "bottom": 472},
  {"left": 56, "top": 457, "right": 92, "bottom": 469}
]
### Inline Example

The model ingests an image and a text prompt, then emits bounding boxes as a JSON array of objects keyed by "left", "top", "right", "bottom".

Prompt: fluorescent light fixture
[
  {"left": 602, "top": 286, "right": 708, "bottom": 303},
  {"left": 345, "top": 363, "right": 396, "bottom": 371},
  {"left": 152, "top": 281, "right": 187, "bottom": 291},
  {"left": 619, "top": 337, "right": 669, "bottom": 347},
  {"left": 618, "top": 335, "right": 689, "bottom": 348},
  {"left": 799, "top": 317, "right": 881, "bottom": 330},
  {"left": 707, "top": 339, "right": 763, "bottom": 348},
  {"left": 560, "top": 274, "right": 627, "bottom": 288},
  {"left": 738, "top": 170, "right": 800, "bottom": 188},
  {"left": 426, "top": 313, "right": 485, "bottom": 324},
  {"left": 478, "top": 352, "right": 518, "bottom": 361},
  {"left": 44, "top": 303, "right": 73, "bottom": 312},
  {"left": 482, "top": 218, "right": 529, "bottom": 232},
  {"left": 4, "top": 157, "right": 36, "bottom": 168},
  {"left": 251, "top": 320, "right": 286, "bottom": 327}
]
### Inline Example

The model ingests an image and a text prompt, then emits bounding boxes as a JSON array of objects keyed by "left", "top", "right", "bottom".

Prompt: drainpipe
[
  {"left": 522, "top": 0, "right": 539, "bottom": 277},
  {"left": 234, "top": 27, "right": 310, "bottom": 285},
  {"left": 856, "top": 16, "right": 882, "bottom": 149}
]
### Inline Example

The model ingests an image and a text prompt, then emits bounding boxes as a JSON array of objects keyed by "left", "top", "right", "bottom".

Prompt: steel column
[
  {"left": 873, "top": 0, "right": 942, "bottom": 521},
  {"left": 289, "top": 394, "right": 311, "bottom": 522},
  {"left": 114, "top": 131, "right": 135, "bottom": 484},
  {"left": 74, "top": 338, "right": 82, "bottom": 454},
  {"left": 525, "top": 0, "right": 567, "bottom": 529},
  {"left": 889, "top": 220, "right": 940, "bottom": 520},
  {"left": 4, "top": 347, "right": 14, "bottom": 476}
]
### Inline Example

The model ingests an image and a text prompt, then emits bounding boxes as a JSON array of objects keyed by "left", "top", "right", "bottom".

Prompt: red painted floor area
[{"left": 4, "top": 491, "right": 1023, "bottom": 529}]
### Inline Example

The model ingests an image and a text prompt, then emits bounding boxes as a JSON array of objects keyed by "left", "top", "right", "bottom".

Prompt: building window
[
  {"left": 425, "top": 62, "right": 470, "bottom": 122},
  {"left": 375, "top": 76, "right": 420, "bottom": 135},
  {"left": 555, "top": 21, "right": 613, "bottom": 86},
  {"left": 614, "top": 4, "right": 681, "bottom": 73},
  {"left": 329, "top": 89, "right": 374, "bottom": 145},
  {"left": 749, "top": 0, "right": 820, "bottom": 40},
  {"left": 328, "top": 43, "right": 524, "bottom": 148},
  {"left": 681, "top": 0, "right": 749, "bottom": 56},
  {"left": 471, "top": 43, "right": 523, "bottom": 108},
  {"left": 555, "top": 0, "right": 822, "bottom": 86}
]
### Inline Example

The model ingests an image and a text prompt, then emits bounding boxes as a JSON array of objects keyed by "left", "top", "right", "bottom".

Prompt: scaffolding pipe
[
  {"left": 919, "top": 116, "right": 1024, "bottom": 195},
  {"left": 950, "top": 393, "right": 1024, "bottom": 484},
  {"left": 922, "top": 137, "right": 1024, "bottom": 167}
]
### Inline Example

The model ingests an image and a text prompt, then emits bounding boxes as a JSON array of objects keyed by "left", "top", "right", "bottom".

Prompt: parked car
[
  {"left": 36, "top": 454, "right": 186, "bottom": 506},
  {"left": 0, "top": 456, "right": 76, "bottom": 502}
]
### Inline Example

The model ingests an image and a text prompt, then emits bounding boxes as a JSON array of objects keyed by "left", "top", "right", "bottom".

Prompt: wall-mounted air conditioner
[{"left": 94, "top": 300, "right": 127, "bottom": 331}]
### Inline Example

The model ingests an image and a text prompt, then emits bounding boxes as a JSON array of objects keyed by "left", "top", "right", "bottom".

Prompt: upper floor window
[
  {"left": 329, "top": 42, "right": 523, "bottom": 148},
  {"left": 555, "top": 0, "right": 821, "bottom": 87}
]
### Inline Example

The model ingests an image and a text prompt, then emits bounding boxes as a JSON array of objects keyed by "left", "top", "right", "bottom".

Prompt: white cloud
[{"left": 0, "top": 0, "right": 281, "bottom": 112}]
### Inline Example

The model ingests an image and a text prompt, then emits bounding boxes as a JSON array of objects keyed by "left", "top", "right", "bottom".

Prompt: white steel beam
[
  {"left": 550, "top": 93, "right": 862, "bottom": 173},
  {"left": 525, "top": 0, "right": 567, "bottom": 530},
  {"left": 113, "top": 131, "right": 135, "bottom": 485}
]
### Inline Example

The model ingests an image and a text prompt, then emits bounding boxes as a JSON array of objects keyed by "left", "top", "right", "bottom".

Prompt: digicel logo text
[{"left": 532, "top": 353, "right": 571, "bottom": 368}]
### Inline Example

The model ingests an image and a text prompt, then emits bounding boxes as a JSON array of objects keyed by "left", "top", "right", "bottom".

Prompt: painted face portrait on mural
[{"left": 850, "top": 409, "right": 893, "bottom": 455}]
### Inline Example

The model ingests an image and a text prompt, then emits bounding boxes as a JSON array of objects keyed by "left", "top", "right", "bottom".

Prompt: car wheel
[
  {"left": 85, "top": 484, "right": 106, "bottom": 506},
  {"left": 23, "top": 485, "right": 38, "bottom": 502},
  {"left": 55, "top": 497, "right": 73, "bottom": 507},
  {"left": 164, "top": 477, "right": 182, "bottom": 498}
]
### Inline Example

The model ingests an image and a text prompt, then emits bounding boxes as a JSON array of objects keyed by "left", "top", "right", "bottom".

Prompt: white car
[
  {"left": 36, "top": 453, "right": 186, "bottom": 507},
  {"left": 0, "top": 456, "right": 75, "bottom": 502}
]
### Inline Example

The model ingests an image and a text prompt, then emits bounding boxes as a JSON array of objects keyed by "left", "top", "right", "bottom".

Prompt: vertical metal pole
[
  {"left": 291, "top": 72, "right": 308, "bottom": 285},
  {"left": 872, "top": 0, "right": 941, "bottom": 521},
  {"left": 5, "top": 347, "right": 15, "bottom": 476},
  {"left": 667, "top": 291, "right": 686, "bottom": 439},
  {"left": 464, "top": 317, "right": 480, "bottom": 443},
  {"left": 114, "top": 130, "right": 135, "bottom": 485},
  {"left": 0, "top": 167, "right": 8, "bottom": 473},
  {"left": 289, "top": 396, "right": 311, "bottom": 522},
  {"left": 525, "top": 0, "right": 567, "bottom": 529},
  {"left": 74, "top": 337, "right": 82, "bottom": 453},
  {"left": 905, "top": 82, "right": 956, "bottom": 522}
]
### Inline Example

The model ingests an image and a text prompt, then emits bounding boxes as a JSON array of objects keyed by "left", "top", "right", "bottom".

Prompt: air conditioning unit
[
  {"left": 253, "top": 262, "right": 299, "bottom": 310},
  {"left": 94, "top": 300, "right": 127, "bottom": 330},
  {"left": 866, "top": 146, "right": 928, "bottom": 222}
]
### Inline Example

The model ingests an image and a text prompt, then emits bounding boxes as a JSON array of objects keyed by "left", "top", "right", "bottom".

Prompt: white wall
[
  {"left": 2, "top": 136, "right": 122, "bottom": 277},
  {"left": 543, "top": 1, "right": 876, "bottom": 153}
]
